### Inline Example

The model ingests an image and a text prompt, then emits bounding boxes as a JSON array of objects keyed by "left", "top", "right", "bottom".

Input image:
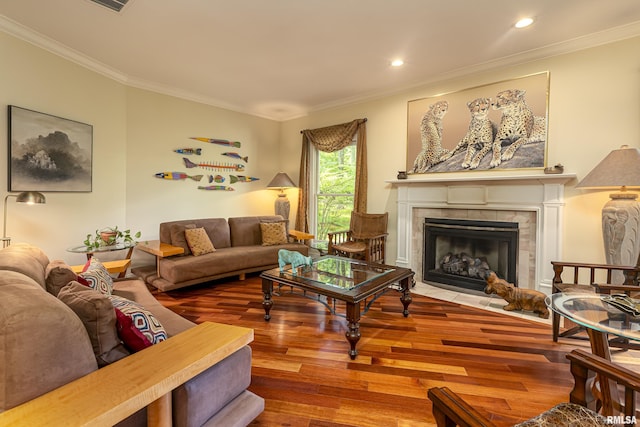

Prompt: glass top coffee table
[{"left": 260, "top": 255, "right": 415, "bottom": 359}]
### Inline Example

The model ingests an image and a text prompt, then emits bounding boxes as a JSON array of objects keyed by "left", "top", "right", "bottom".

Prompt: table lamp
[
  {"left": 267, "top": 172, "right": 296, "bottom": 222},
  {"left": 576, "top": 145, "right": 640, "bottom": 281},
  {"left": 3, "top": 191, "right": 46, "bottom": 248}
]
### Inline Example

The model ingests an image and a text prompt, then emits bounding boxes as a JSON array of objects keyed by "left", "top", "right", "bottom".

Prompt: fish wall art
[
  {"left": 183, "top": 157, "right": 245, "bottom": 171},
  {"left": 222, "top": 152, "right": 248, "bottom": 162},
  {"left": 230, "top": 175, "right": 260, "bottom": 183},
  {"left": 208, "top": 175, "right": 225, "bottom": 183},
  {"left": 198, "top": 185, "right": 234, "bottom": 191},
  {"left": 174, "top": 148, "right": 202, "bottom": 155},
  {"left": 190, "top": 137, "right": 241, "bottom": 148},
  {"left": 155, "top": 172, "right": 203, "bottom": 181}
]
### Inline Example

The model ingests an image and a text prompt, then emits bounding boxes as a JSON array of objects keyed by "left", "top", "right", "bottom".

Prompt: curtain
[{"left": 295, "top": 118, "right": 367, "bottom": 233}]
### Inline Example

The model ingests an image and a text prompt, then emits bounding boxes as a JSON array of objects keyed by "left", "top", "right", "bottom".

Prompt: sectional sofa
[
  {"left": 133, "top": 215, "right": 309, "bottom": 292},
  {"left": 0, "top": 243, "right": 263, "bottom": 426}
]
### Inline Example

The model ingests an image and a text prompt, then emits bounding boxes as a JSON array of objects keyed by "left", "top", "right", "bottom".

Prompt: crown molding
[{"left": 2, "top": 14, "right": 640, "bottom": 122}]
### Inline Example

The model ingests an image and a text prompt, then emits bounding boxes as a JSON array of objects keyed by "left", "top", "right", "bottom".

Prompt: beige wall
[
  {"left": 2, "top": 28, "right": 639, "bottom": 270},
  {"left": 281, "top": 36, "right": 640, "bottom": 266},
  {"left": 0, "top": 32, "right": 279, "bottom": 265}
]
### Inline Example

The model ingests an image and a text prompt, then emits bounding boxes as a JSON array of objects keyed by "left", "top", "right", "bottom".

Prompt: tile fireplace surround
[{"left": 388, "top": 172, "right": 576, "bottom": 294}]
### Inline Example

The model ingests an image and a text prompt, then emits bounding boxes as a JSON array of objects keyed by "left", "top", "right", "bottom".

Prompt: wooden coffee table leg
[
  {"left": 345, "top": 302, "right": 362, "bottom": 360},
  {"left": 262, "top": 278, "right": 273, "bottom": 321},
  {"left": 400, "top": 277, "right": 412, "bottom": 317}
]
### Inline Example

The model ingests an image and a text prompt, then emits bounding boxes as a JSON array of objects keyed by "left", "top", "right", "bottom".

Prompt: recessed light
[
  {"left": 391, "top": 59, "right": 404, "bottom": 67},
  {"left": 515, "top": 17, "right": 534, "bottom": 28}
]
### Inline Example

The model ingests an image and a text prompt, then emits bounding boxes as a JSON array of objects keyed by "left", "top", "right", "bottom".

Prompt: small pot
[{"left": 100, "top": 231, "right": 118, "bottom": 244}]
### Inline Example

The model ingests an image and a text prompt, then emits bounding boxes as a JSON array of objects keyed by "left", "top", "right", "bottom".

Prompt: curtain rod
[{"left": 300, "top": 118, "right": 367, "bottom": 134}]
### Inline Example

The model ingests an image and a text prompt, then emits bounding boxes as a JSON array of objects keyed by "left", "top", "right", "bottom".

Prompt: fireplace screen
[{"left": 423, "top": 218, "right": 518, "bottom": 291}]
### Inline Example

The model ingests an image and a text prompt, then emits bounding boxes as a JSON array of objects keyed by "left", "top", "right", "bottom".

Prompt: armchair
[
  {"left": 428, "top": 349, "right": 640, "bottom": 427},
  {"left": 551, "top": 260, "right": 640, "bottom": 344},
  {"left": 328, "top": 211, "right": 388, "bottom": 264}
]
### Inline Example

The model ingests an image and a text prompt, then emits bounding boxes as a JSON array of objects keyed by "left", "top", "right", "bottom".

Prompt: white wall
[
  {"left": 2, "top": 28, "right": 640, "bottom": 270},
  {"left": 0, "top": 32, "right": 280, "bottom": 265},
  {"left": 281, "top": 36, "right": 640, "bottom": 266}
]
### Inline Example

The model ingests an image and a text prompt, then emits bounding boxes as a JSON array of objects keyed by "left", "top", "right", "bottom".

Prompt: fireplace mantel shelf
[{"left": 386, "top": 172, "right": 576, "bottom": 185}]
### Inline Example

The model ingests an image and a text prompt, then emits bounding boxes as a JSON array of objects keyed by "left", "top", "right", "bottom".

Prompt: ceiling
[{"left": 1, "top": 0, "right": 640, "bottom": 121}]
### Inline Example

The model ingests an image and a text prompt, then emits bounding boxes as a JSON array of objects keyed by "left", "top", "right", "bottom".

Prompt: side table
[
  {"left": 67, "top": 242, "right": 137, "bottom": 278},
  {"left": 135, "top": 240, "right": 184, "bottom": 278}
]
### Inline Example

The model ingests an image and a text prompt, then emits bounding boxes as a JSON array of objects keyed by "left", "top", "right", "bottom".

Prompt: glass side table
[{"left": 67, "top": 241, "right": 136, "bottom": 278}]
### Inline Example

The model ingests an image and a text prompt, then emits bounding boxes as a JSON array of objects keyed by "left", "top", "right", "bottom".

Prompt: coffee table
[{"left": 260, "top": 255, "right": 415, "bottom": 359}]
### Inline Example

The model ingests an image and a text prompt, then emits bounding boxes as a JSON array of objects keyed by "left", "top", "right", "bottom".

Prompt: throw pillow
[
  {"left": 184, "top": 227, "right": 216, "bottom": 256},
  {"left": 170, "top": 223, "right": 196, "bottom": 256},
  {"left": 260, "top": 221, "right": 288, "bottom": 246},
  {"left": 45, "top": 259, "right": 78, "bottom": 297},
  {"left": 57, "top": 281, "right": 130, "bottom": 366},
  {"left": 109, "top": 295, "right": 167, "bottom": 352},
  {"left": 78, "top": 257, "right": 113, "bottom": 295}
]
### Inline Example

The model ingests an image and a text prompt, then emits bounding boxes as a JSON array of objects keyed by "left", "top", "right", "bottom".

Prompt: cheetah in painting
[
  {"left": 411, "top": 100, "right": 449, "bottom": 173},
  {"left": 489, "top": 89, "right": 534, "bottom": 168},
  {"left": 440, "top": 97, "right": 496, "bottom": 169}
]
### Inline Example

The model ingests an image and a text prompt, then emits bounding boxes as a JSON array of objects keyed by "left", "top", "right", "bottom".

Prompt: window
[{"left": 310, "top": 140, "right": 357, "bottom": 250}]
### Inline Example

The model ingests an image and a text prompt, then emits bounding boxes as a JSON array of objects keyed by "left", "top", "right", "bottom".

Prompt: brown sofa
[
  {"left": 0, "top": 243, "right": 264, "bottom": 426},
  {"left": 133, "top": 216, "right": 309, "bottom": 292}
]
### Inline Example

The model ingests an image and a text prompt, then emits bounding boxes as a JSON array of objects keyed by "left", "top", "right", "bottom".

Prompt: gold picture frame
[{"left": 406, "top": 72, "right": 549, "bottom": 174}]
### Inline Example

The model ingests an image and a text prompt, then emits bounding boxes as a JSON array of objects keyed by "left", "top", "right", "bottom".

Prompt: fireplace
[
  {"left": 390, "top": 172, "right": 575, "bottom": 293},
  {"left": 423, "top": 218, "right": 518, "bottom": 292}
]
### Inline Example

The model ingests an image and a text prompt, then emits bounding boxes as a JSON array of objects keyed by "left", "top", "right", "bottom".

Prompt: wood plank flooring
[{"left": 152, "top": 274, "right": 585, "bottom": 427}]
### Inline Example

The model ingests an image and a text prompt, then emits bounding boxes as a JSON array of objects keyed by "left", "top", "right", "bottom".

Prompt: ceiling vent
[{"left": 89, "top": 0, "right": 129, "bottom": 12}]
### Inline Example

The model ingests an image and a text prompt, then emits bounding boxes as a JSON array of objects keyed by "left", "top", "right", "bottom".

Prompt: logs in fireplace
[{"left": 423, "top": 218, "right": 518, "bottom": 292}]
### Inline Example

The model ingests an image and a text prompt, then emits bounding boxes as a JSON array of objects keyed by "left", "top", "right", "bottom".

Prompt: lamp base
[
  {"left": 602, "top": 195, "right": 640, "bottom": 283},
  {"left": 274, "top": 194, "right": 290, "bottom": 225}
]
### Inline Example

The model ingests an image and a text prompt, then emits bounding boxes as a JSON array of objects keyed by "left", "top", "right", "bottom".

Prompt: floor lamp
[
  {"left": 576, "top": 145, "right": 640, "bottom": 283},
  {"left": 3, "top": 191, "right": 47, "bottom": 248},
  {"left": 267, "top": 172, "right": 297, "bottom": 224}
]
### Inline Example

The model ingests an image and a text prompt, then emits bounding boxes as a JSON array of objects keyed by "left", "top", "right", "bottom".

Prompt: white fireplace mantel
[{"left": 387, "top": 172, "right": 576, "bottom": 294}]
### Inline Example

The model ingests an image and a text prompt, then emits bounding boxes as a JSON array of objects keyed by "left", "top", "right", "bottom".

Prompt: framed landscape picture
[
  {"left": 406, "top": 72, "right": 549, "bottom": 174},
  {"left": 8, "top": 106, "right": 92, "bottom": 192}
]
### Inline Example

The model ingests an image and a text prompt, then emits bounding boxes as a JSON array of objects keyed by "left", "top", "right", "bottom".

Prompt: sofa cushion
[
  {"left": 185, "top": 227, "right": 216, "bottom": 256},
  {"left": 0, "top": 282, "right": 97, "bottom": 410},
  {"left": 229, "top": 216, "right": 285, "bottom": 247},
  {"left": 109, "top": 295, "right": 167, "bottom": 351},
  {"left": 0, "top": 243, "right": 49, "bottom": 290},
  {"left": 45, "top": 259, "right": 78, "bottom": 297},
  {"left": 260, "top": 221, "right": 288, "bottom": 246},
  {"left": 161, "top": 218, "right": 231, "bottom": 250},
  {"left": 57, "top": 281, "right": 130, "bottom": 366},
  {"left": 170, "top": 223, "right": 196, "bottom": 256},
  {"left": 78, "top": 258, "right": 113, "bottom": 295}
]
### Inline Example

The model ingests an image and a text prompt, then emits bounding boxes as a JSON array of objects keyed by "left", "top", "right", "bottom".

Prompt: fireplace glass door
[{"left": 423, "top": 218, "right": 518, "bottom": 291}]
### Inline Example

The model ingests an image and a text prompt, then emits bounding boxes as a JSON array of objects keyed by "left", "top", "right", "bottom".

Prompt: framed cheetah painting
[{"left": 406, "top": 71, "right": 549, "bottom": 174}]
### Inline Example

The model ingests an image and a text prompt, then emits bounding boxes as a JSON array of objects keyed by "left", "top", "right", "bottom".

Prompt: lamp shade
[
  {"left": 576, "top": 145, "right": 640, "bottom": 189},
  {"left": 15, "top": 191, "right": 46, "bottom": 204},
  {"left": 267, "top": 172, "right": 296, "bottom": 189}
]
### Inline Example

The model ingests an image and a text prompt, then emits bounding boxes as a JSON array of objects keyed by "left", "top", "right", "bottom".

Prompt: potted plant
[{"left": 84, "top": 226, "right": 141, "bottom": 249}]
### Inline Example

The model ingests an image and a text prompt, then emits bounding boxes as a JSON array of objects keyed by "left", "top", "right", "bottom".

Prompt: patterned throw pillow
[
  {"left": 78, "top": 257, "right": 113, "bottom": 295},
  {"left": 260, "top": 221, "right": 288, "bottom": 246},
  {"left": 184, "top": 227, "right": 216, "bottom": 256},
  {"left": 109, "top": 295, "right": 167, "bottom": 352}
]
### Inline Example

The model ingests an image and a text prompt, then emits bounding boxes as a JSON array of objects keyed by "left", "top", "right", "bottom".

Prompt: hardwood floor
[{"left": 152, "top": 274, "right": 584, "bottom": 427}]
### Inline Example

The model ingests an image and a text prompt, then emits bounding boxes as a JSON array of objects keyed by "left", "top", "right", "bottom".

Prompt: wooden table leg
[
  {"left": 345, "top": 302, "right": 361, "bottom": 360},
  {"left": 400, "top": 277, "right": 412, "bottom": 317},
  {"left": 262, "top": 278, "right": 273, "bottom": 321},
  {"left": 147, "top": 393, "right": 172, "bottom": 427}
]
